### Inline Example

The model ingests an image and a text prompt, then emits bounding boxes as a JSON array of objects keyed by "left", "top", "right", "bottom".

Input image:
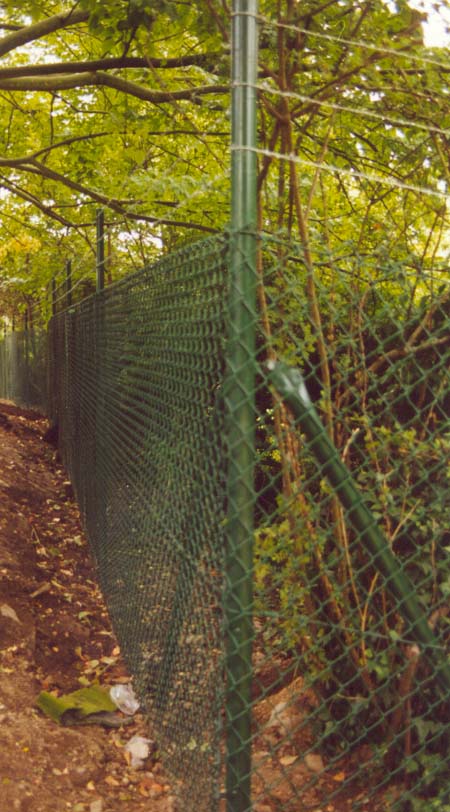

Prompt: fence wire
[
  {"left": 48, "top": 235, "right": 229, "bottom": 811},
  {"left": 0, "top": 2, "right": 449, "bottom": 811},
  {"left": 249, "top": 235, "right": 450, "bottom": 812},
  {"left": 244, "top": 1, "right": 450, "bottom": 810},
  {"left": 0, "top": 329, "right": 47, "bottom": 412}
]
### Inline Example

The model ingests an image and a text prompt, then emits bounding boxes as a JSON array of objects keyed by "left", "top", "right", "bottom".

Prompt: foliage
[
  {"left": 254, "top": 234, "right": 450, "bottom": 805},
  {"left": 252, "top": 1, "right": 450, "bottom": 785},
  {"left": 0, "top": 0, "right": 230, "bottom": 322}
]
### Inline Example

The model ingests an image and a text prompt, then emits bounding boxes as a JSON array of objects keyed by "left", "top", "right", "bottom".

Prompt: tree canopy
[
  {"left": 0, "top": 0, "right": 231, "bottom": 316},
  {"left": 0, "top": 0, "right": 448, "bottom": 320}
]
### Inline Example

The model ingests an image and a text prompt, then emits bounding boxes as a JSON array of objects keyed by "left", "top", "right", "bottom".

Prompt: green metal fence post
[
  {"left": 66, "top": 260, "right": 73, "bottom": 308},
  {"left": 96, "top": 209, "right": 105, "bottom": 293},
  {"left": 225, "top": 2, "right": 258, "bottom": 810}
]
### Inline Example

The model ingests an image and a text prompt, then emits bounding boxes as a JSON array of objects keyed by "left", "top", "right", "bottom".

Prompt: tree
[{"left": 0, "top": 0, "right": 231, "bottom": 317}]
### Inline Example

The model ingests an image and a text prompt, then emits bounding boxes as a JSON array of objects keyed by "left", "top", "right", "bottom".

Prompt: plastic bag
[
  {"left": 124, "top": 735, "right": 153, "bottom": 769},
  {"left": 109, "top": 683, "right": 140, "bottom": 715}
]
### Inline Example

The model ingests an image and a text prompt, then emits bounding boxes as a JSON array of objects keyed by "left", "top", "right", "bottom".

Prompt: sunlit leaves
[{"left": 0, "top": 1, "right": 231, "bottom": 309}]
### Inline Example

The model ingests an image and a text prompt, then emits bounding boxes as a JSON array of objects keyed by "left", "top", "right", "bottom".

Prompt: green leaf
[{"left": 36, "top": 684, "right": 116, "bottom": 724}]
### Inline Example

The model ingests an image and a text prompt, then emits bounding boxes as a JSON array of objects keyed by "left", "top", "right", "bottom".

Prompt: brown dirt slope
[{"left": 0, "top": 401, "right": 173, "bottom": 812}]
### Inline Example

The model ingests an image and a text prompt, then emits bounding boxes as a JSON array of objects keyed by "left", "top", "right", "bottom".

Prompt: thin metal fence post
[
  {"left": 66, "top": 260, "right": 73, "bottom": 308},
  {"left": 225, "top": 2, "right": 258, "bottom": 810},
  {"left": 94, "top": 208, "right": 108, "bottom": 553},
  {"left": 96, "top": 209, "right": 105, "bottom": 293},
  {"left": 51, "top": 279, "right": 56, "bottom": 317}
]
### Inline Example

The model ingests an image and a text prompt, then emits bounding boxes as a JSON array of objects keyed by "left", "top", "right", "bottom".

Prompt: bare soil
[{"left": 0, "top": 401, "right": 174, "bottom": 812}]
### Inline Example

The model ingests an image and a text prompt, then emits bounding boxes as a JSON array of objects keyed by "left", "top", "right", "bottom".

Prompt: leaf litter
[{"left": 0, "top": 401, "right": 174, "bottom": 812}]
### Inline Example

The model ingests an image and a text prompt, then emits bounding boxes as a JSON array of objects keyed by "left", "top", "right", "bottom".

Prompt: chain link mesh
[
  {"left": 0, "top": 329, "right": 47, "bottom": 412},
  {"left": 250, "top": 234, "right": 450, "bottom": 812},
  {"left": 48, "top": 236, "right": 229, "bottom": 810},
  {"left": 1, "top": 229, "right": 448, "bottom": 811},
  {"left": 0, "top": 239, "right": 449, "bottom": 812}
]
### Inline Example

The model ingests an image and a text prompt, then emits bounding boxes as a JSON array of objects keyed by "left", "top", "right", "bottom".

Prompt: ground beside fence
[
  {"left": 0, "top": 400, "right": 404, "bottom": 812},
  {"left": 0, "top": 401, "right": 173, "bottom": 812}
]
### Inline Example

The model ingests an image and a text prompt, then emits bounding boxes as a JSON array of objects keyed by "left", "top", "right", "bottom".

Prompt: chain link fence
[
  {"left": 0, "top": 230, "right": 448, "bottom": 812},
  {"left": 0, "top": 328, "right": 47, "bottom": 412},
  {"left": 0, "top": 2, "right": 449, "bottom": 811},
  {"left": 47, "top": 235, "right": 229, "bottom": 811},
  {"left": 248, "top": 235, "right": 450, "bottom": 812}
]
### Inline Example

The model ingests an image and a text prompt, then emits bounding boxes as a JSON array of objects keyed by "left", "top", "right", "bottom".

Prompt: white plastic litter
[
  {"left": 109, "top": 683, "right": 140, "bottom": 715},
  {"left": 124, "top": 735, "right": 153, "bottom": 769}
]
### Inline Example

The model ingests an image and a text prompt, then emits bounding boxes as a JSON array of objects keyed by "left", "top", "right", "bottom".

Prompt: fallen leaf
[
  {"left": 138, "top": 778, "right": 164, "bottom": 798},
  {"left": 36, "top": 685, "right": 116, "bottom": 724},
  {"left": 84, "top": 659, "right": 100, "bottom": 671},
  {"left": 30, "top": 582, "right": 52, "bottom": 598},
  {"left": 304, "top": 753, "right": 325, "bottom": 773},
  {"left": 1, "top": 604, "right": 20, "bottom": 623},
  {"left": 279, "top": 755, "right": 297, "bottom": 767},
  {"left": 104, "top": 775, "right": 120, "bottom": 787},
  {"left": 332, "top": 771, "right": 346, "bottom": 782},
  {"left": 137, "top": 775, "right": 156, "bottom": 791}
]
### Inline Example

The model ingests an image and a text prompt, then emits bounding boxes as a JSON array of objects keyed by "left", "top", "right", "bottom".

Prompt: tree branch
[
  {"left": 1, "top": 161, "right": 218, "bottom": 234},
  {"left": 0, "top": 9, "right": 89, "bottom": 58},
  {"left": 0, "top": 133, "right": 112, "bottom": 168},
  {"left": 0, "top": 177, "right": 75, "bottom": 229},
  {"left": 0, "top": 23, "right": 22, "bottom": 32},
  {"left": 0, "top": 53, "right": 224, "bottom": 80},
  {"left": 368, "top": 300, "right": 450, "bottom": 375},
  {"left": 0, "top": 72, "right": 229, "bottom": 103},
  {"left": 0, "top": 129, "right": 228, "bottom": 169}
]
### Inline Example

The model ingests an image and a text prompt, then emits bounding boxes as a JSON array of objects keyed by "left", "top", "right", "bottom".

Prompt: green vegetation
[{"left": 0, "top": 0, "right": 231, "bottom": 320}]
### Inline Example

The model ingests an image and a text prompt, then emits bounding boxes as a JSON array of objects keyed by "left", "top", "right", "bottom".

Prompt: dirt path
[{"left": 0, "top": 401, "right": 174, "bottom": 812}]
